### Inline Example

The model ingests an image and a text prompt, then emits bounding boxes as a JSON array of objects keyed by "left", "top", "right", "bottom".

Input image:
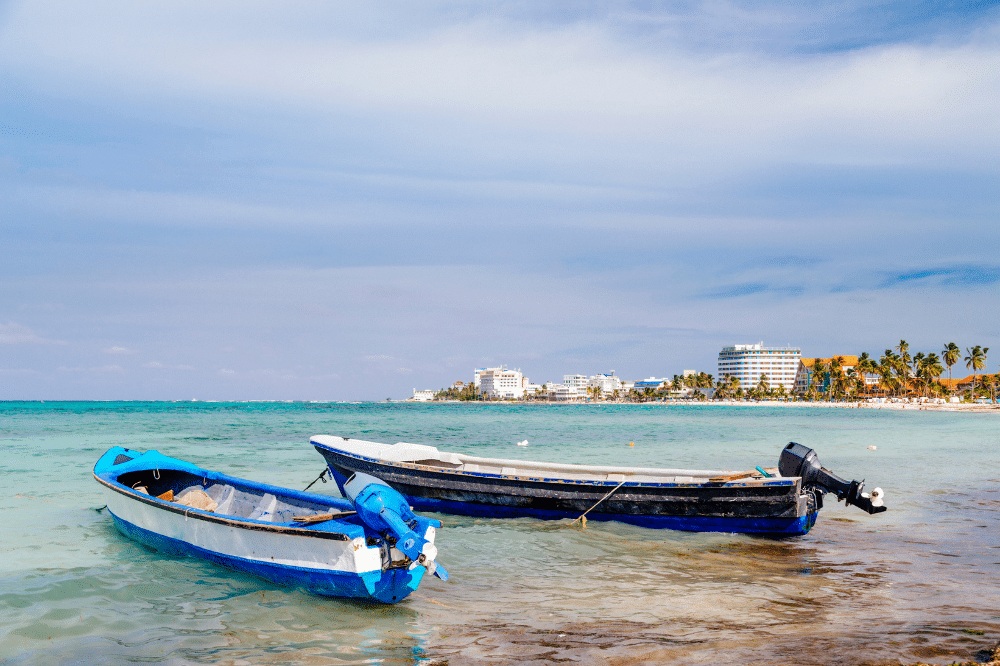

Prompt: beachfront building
[
  {"left": 473, "top": 366, "right": 505, "bottom": 388},
  {"left": 547, "top": 383, "right": 585, "bottom": 401},
  {"left": 479, "top": 366, "right": 528, "bottom": 399},
  {"left": 563, "top": 374, "right": 588, "bottom": 392},
  {"left": 525, "top": 382, "right": 544, "bottom": 396},
  {"left": 718, "top": 343, "right": 801, "bottom": 392},
  {"left": 794, "top": 356, "right": 880, "bottom": 393},
  {"left": 633, "top": 377, "right": 669, "bottom": 390},
  {"left": 410, "top": 389, "right": 436, "bottom": 402},
  {"left": 589, "top": 372, "right": 623, "bottom": 395}
]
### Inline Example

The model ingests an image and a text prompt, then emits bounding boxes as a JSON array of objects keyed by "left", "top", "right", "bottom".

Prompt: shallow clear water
[{"left": 1, "top": 402, "right": 998, "bottom": 665}]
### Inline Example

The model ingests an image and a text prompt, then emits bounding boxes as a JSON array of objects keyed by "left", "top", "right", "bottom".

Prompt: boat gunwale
[
  {"left": 313, "top": 440, "right": 799, "bottom": 489},
  {"left": 94, "top": 472, "right": 353, "bottom": 542}
]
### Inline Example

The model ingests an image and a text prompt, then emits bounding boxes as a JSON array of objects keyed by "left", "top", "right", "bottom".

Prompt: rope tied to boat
[
  {"left": 572, "top": 479, "right": 627, "bottom": 529},
  {"left": 303, "top": 469, "right": 328, "bottom": 492}
]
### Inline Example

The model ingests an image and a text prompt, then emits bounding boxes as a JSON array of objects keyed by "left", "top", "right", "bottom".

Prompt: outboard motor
[
  {"left": 344, "top": 472, "right": 449, "bottom": 580},
  {"left": 779, "top": 442, "right": 886, "bottom": 514}
]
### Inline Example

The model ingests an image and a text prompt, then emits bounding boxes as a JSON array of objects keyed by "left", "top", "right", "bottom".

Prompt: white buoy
[{"left": 517, "top": 440, "right": 529, "bottom": 446}]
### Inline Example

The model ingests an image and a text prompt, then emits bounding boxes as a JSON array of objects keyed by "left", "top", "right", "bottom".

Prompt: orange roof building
[
  {"left": 794, "top": 355, "right": 876, "bottom": 392},
  {"left": 937, "top": 375, "right": 980, "bottom": 389}
]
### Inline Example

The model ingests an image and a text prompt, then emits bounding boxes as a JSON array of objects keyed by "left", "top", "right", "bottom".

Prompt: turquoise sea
[{"left": 1, "top": 402, "right": 998, "bottom": 665}]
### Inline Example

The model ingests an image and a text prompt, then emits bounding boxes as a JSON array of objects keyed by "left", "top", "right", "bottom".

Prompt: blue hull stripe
[
  {"left": 110, "top": 513, "right": 422, "bottom": 604},
  {"left": 405, "top": 496, "right": 816, "bottom": 535},
  {"left": 322, "top": 467, "right": 816, "bottom": 536}
]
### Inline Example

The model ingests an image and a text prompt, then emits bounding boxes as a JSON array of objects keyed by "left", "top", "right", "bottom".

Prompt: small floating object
[
  {"left": 629, "top": 441, "right": 634, "bottom": 446},
  {"left": 93, "top": 447, "right": 447, "bottom": 603},
  {"left": 517, "top": 440, "right": 529, "bottom": 446},
  {"left": 867, "top": 445, "right": 877, "bottom": 450}
]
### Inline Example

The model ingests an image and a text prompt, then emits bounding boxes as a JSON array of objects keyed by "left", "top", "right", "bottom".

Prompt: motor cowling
[
  {"left": 779, "top": 442, "right": 886, "bottom": 514},
  {"left": 344, "top": 472, "right": 449, "bottom": 580}
]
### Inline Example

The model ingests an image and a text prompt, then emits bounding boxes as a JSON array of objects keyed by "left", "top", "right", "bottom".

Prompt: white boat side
[
  {"left": 311, "top": 434, "right": 742, "bottom": 482},
  {"left": 101, "top": 481, "right": 383, "bottom": 575}
]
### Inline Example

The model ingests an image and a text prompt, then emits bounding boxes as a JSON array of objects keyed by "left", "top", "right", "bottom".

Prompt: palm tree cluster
[{"left": 802, "top": 341, "right": 993, "bottom": 402}]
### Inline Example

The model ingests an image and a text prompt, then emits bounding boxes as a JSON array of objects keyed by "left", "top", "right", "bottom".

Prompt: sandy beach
[
  {"left": 702, "top": 399, "right": 1000, "bottom": 412},
  {"left": 449, "top": 399, "right": 1000, "bottom": 412}
]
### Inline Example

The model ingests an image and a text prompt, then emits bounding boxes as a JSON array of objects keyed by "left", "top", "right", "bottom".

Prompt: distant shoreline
[{"left": 421, "top": 399, "right": 1000, "bottom": 412}]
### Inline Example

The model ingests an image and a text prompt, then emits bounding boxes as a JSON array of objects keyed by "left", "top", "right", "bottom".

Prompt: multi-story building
[
  {"left": 589, "top": 372, "right": 623, "bottom": 395},
  {"left": 717, "top": 343, "right": 801, "bottom": 391},
  {"left": 479, "top": 366, "right": 527, "bottom": 399},
  {"left": 473, "top": 366, "right": 505, "bottom": 388},
  {"left": 563, "top": 374, "right": 588, "bottom": 392},
  {"left": 410, "top": 389, "right": 436, "bottom": 401}
]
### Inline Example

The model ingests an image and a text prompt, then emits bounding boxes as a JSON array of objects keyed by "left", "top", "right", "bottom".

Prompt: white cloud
[
  {"left": 218, "top": 368, "right": 236, "bottom": 375},
  {"left": 0, "top": 322, "right": 66, "bottom": 345},
  {"left": 104, "top": 346, "right": 135, "bottom": 355},
  {"left": 2, "top": 2, "right": 998, "bottom": 175},
  {"left": 142, "top": 361, "right": 194, "bottom": 370},
  {"left": 57, "top": 364, "right": 124, "bottom": 373}
]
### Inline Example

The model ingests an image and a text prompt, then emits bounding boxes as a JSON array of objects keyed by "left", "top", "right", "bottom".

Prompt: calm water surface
[{"left": 1, "top": 402, "right": 998, "bottom": 665}]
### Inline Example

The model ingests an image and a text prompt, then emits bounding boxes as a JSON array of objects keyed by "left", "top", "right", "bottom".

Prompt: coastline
[{"left": 422, "top": 399, "right": 1000, "bottom": 412}]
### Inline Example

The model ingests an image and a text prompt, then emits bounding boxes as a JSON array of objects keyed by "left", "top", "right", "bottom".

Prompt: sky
[{"left": 1, "top": 0, "right": 999, "bottom": 400}]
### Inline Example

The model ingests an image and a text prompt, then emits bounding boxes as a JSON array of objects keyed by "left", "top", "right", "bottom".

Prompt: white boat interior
[
  {"left": 312, "top": 435, "right": 781, "bottom": 484},
  {"left": 125, "top": 471, "right": 341, "bottom": 523}
]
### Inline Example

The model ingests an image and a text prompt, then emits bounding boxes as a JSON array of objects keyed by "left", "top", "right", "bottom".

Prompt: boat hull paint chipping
[{"left": 312, "top": 436, "right": 819, "bottom": 537}]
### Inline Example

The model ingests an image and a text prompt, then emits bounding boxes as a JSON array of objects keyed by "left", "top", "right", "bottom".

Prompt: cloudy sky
[{"left": 2, "top": 1, "right": 998, "bottom": 400}]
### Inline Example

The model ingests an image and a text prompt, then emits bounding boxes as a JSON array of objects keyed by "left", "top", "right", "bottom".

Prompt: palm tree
[
  {"left": 965, "top": 346, "right": 988, "bottom": 400},
  {"left": 809, "top": 359, "right": 826, "bottom": 399},
  {"left": 856, "top": 352, "right": 876, "bottom": 397},
  {"left": 880, "top": 350, "right": 902, "bottom": 397},
  {"left": 919, "top": 353, "right": 944, "bottom": 398},
  {"left": 941, "top": 342, "right": 961, "bottom": 396},
  {"left": 757, "top": 373, "right": 770, "bottom": 398},
  {"left": 828, "top": 356, "right": 848, "bottom": 400},
  {"left": 910, "top": 352, "right": 925, "bottom": 396},
  {"left": 986, "top": 373, "right": 999, "bottom": 404},
  {"left": 774, "top": 383, "right": 788, "bottom": 400},
  {"left": 893, "top": 341, "right": 911, "bottom": 392},
  {"left": 725, "top": 375, "right": 740, "bottom": 400}
]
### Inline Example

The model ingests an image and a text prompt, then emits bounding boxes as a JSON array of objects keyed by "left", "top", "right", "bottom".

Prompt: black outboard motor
[{"left": 779, "top": 442, "right": 887, "bottom": 514}]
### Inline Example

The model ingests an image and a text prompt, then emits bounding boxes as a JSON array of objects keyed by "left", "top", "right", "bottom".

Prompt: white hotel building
[
  {"left": 717, "top": 343, "right": 801, "bottom": 392},
  {"left": 475, "top": 365, "right": 528, "bottom": 399}
]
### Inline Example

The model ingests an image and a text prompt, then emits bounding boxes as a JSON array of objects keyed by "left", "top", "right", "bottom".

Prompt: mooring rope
[
  {"left": 303, "top": 469, "right": 328, "bottom": 492},
  {"left": 572, "top": 479, "right": 627, "bottom": 528}
]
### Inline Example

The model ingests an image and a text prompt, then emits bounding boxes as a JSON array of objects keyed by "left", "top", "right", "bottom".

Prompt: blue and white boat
[
  {"left": 93, "top": 447, "right": 448, "bottom": 604},
  {"left": 312, "top": 436, "right": 886, "bottom": 537}
]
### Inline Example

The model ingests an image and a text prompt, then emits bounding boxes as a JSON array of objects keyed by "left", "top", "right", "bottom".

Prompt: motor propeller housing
[{"left": 778, "top": 442, "right": 886, "bottom": 514}]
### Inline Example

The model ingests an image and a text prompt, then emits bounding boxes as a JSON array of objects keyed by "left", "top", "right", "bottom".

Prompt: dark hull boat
[
  {"left": 94, "top": 447, "right": 447, "bottom": 604},
  {"left": 312, "top": 436, "right": 886, "bottom": 538}
]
